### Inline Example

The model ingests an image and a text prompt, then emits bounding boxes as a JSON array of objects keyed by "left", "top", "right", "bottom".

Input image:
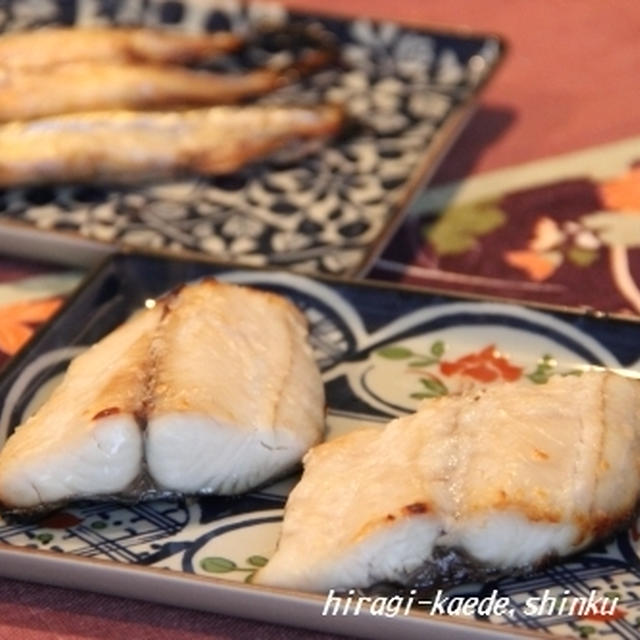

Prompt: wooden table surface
[{"left": 1, "top": 1, "right": 640, "bottom": 639}]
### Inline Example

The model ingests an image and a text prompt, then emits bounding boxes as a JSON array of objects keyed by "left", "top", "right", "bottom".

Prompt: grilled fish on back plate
[
  {"left": 254, "top": 371, "right": 640, "bottom": 592},
  {"left": 0, "top": 63, "right": 287, "bottom": 122},
  {"left": 0, "top": 104, "right": 343, "bottom": 187},
  {"left": 0, "top": 280, "right": 326, "bottom": 510},
  {"left": 0, "top": 27, "right": 242, "bottom": 71}
]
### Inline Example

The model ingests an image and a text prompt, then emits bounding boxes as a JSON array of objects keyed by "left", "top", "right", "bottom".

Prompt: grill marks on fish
[
  {"left": 0, "top": 27, "right": 242, "bottom": 71},
  {"left": 0, "top": 105, "right": 344, "bottom": 187},
  {"left": 254, "top": 372, "right": 640, "bottom": 592},
  {"left": 0, "top": 281, "right": 325, "bottom": 509}
]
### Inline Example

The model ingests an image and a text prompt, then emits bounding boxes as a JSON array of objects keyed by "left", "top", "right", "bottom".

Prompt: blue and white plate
[
  {"left": 0, "top": 0, "right": 503, "bottom": 276},
  {"left": 1, "top": 251, "right": 639, "bottom": 639}
]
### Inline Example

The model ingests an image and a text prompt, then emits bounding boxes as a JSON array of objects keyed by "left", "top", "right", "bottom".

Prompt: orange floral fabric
[
  {"left": 598, "top": 167, "right": 640, "bottom": 212},
  {"left": 0, "top": 297, "right": 62, "bottom": 356}
]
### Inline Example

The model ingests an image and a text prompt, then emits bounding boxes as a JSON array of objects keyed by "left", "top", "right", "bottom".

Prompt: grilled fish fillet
[
  {"left": 0, "top": 104, "right": 343, "bottom": 186},
  {"left": 146, "top": 280, "right": 326, "bottom": 493},
  {"left": 255, "top": 371, "right": 640, "bottom": 592},
  {"left": 0, "top": 280, "right": 325, "bottom": 509},
  {"left": 0, "top": 27, "right": 241, "bottom": 71},
  {"left": 0, "top": 305, "right": 159, "bottom": 508},
  {"left": 0, "top": 63, "right": 285, "bottom": 122}
]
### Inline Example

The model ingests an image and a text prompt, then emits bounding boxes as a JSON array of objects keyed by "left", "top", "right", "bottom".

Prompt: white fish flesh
[
  {"left": 255, "top": 371, "right": 640, "bottom": 592},
  {"left": 0, "top": 305, "right": 159, "bottom": 508},
  {"left": 145, "top": 280, "right": 326, "bottom": 494},
  {"left": 0, "top": 280, "right": 325, "bottom": 509},
  {"left": 0, "top": 104, "right": 343, "bottom": 186}
]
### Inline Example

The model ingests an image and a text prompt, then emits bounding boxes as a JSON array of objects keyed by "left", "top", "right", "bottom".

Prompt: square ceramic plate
[
  {"left": 0, "top": 0, "right": 504, "bottom": 275},
  {"left": 1, "top": 251, "right": 640, "bottom": 639}
]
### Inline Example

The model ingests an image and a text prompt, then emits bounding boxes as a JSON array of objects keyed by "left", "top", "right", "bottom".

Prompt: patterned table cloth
[{"left": 375, "top": 137, "right": 640, "bottom": 316}]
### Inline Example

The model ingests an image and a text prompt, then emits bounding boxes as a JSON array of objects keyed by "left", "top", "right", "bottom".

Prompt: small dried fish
[
  {"left": 0, "top": 104, "right": 343, "bottom": 186},
  {"left": 0, "top": 62, "right": 287, "bottom": 122},
  {"left": 0, "top": 27, "right": 242, "bottom": 71}
]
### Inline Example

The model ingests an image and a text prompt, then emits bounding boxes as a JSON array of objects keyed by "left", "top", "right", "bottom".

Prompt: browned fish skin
[
  {"left": 0, "top": 27, "right": 242, "bottom": 71},
  {"left": 0, "top": 105, "right": 343, "bottom": 186},
  {"left": 0, "top": 63, "right": 286, "bottom": 122}
]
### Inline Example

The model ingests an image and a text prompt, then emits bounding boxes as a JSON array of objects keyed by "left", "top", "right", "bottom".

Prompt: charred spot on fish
[
  {"left": 403, "top": 502, "right": 428, "bottom": 515},
  {"left": 532, "top": 448, "right": 549, "bottom": 461},
  {"left": 386, "top": 514, "right": 396, "bottom": 521},
  {"left": 398, "top": 547, "right": 507, "bottom": 597},
  {"left": 92, "top": 407, "right": 121, "bottom": 421},
  {"left": 590, "top": 508, "right": 637, "bottom": 540},
  {"left": 156, "top": 284, "right": 186, "bottom": 317},
  {"left": 133, "top": 410, "right": 148, "bottom": 431},
  {"left": 159, "top": 1, "right": 184, "bottom": 24}
]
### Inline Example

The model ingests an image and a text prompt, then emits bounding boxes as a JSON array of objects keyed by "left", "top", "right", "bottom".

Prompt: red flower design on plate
[{"left": 439, "top": 344, "right": 522, "bottom": 383}]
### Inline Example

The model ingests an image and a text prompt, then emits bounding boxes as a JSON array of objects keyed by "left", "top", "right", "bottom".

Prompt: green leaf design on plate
[
  {"left": 567, "top": 246, "right": 598, "bottom": 267},
  {"left": 408, "top": 358, "right": 438, "bottom": 367},
  {"left": 376, "top": 345, "right": 413, "bottom": 360},
  {"left": 426, "top": 201, "right": 506, "bottom": 256},
  {"left": 91, "top": 520, "right": 107, "bottom": 529},
  {"left": 36, "top": 533, "right": 53, "bottom": 544},
  {"left": 430, "top": 340, "right": 445, "bottom": 357},
  {"left": 418, "top": 377, "right": 448, "bottom": 397},
  {"left": 200, "top": 557, "right": 237, "bottom": 573},
  {"left": 526, "top": 354, "right": 556, "bottom": 384},
  {"left": 247, "top": 555, "right": 268, "bottom": 567}
]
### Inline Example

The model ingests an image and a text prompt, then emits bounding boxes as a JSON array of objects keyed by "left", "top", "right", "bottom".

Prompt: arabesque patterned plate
[{"left": 2, "top": 251, "right": 640, "bottom": 639}]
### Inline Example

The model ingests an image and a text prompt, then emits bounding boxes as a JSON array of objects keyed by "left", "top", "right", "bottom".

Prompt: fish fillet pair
[
  {"left": 0, "top": 280, "right": 325, "bottom": 510},
  {"left": 255, "top": 371, "right": 640, "bottom": 592}
]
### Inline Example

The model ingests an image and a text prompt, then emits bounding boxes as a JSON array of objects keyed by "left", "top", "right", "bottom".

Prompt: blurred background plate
[{"left": 0, "top": 0, "right": 504, "bottom": 276}]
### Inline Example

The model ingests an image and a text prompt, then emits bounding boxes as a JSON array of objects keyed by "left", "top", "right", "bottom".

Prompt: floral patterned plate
[
  {"left": 0, "top": 0, "right": 503, "bottom": 276},
  {"left": 2, "top": 251, "right": 640, "bottom": 639}
]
